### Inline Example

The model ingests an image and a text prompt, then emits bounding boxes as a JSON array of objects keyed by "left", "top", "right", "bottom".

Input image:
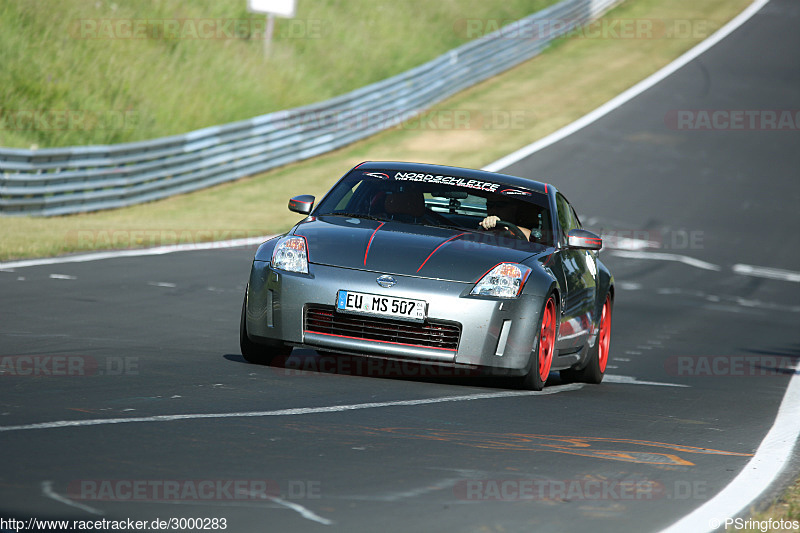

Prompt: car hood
[{"left": 294, "top": 216, "right": 548, "bottom": 282}]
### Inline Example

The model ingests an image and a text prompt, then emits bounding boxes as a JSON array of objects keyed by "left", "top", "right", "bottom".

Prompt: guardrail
[{"left": 0, "top": 0, "right": 620, "bottom": 216}]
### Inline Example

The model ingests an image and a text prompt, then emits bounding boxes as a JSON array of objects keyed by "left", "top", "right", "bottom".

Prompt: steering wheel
[{"left": 493, "top": 221, "right": 527, "bottom": 240}]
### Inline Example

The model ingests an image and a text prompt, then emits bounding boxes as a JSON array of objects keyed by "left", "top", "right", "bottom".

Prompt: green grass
[
  {"left": 744, "top": 476, "right": 800, "bottom": 532},
  {"left": 0, "top": 0, "right": 752, "bottom": 261},
  {"left": 0, "top": 0, "right": 555, "bottom": 148}
]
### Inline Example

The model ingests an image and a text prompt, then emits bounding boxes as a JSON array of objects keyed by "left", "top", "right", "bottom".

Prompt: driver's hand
[{"left": 480, "top": 215, "right": 500, "bottom": 230}]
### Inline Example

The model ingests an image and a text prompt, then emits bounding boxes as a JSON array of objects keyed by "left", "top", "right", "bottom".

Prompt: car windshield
[{"left": 313, "top": 169, "right": 554, "bottom": 245}]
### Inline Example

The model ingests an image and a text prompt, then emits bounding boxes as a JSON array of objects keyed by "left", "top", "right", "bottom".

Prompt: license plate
[{"left": 336, "top": 290, "right": 427, "bottom": 322}]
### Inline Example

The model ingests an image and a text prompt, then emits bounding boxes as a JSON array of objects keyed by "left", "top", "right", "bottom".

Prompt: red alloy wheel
[
  {"left": 538, "top": 297, "right": 556, "bottom": 381},
  {"left": 597, "top": 296, "right": 611, "bottom": 373}
]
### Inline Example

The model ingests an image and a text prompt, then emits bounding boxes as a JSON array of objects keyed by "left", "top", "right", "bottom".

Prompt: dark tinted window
[
  {"left": 555, "top": 193, "right": 580, "bottom": 244},
  {"left": 313, "top": 169, "right": 554, "bottom": 245}
]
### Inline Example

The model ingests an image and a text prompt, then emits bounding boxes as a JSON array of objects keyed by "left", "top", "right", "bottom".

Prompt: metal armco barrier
[{"left": 0, "top": 0, "right": 620, "bottom": 216}]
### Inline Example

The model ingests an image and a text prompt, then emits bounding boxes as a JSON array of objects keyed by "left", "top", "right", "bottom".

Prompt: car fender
[
  {"left": 253, "top": 235, "right": 283, "bottom": 263},
  {"left": 595, "top": 256, "right": 614, "bottom": 311},
  {"left": 591, "top": 255, "right": 614, "bottom": 342}
]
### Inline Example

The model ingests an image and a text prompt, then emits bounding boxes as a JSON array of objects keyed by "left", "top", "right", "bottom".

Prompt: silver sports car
[{"left": 241, "top": 161, "right": 613, "bottom": 390}]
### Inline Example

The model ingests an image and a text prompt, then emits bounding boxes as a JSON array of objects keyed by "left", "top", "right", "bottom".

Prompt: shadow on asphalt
[{"left": 222, "top": 349, "right": 573, "bottom": 390}]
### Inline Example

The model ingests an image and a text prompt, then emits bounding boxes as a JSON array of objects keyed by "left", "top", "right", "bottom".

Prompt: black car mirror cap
[
  {"left": 567, "top": 229, "right": 602, "bottom": 250},
  {"left": 288, "top": 195, "right": 315, "bottom": 215}
]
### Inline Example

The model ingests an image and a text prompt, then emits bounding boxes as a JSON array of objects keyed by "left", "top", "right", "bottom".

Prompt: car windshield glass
[{"left": 313, "top": 169, "right": 553, "bottom": 245}]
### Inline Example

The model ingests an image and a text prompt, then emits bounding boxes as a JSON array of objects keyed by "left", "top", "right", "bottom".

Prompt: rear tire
[
  {"left": 518, "top": 294, "right": 557, "bottom": 391},
  {"left": 560, "top": 294, "right": 611, "bottom": 384},
  {"left": 240, "top": 293, "right": 291, "bottom": 365}
]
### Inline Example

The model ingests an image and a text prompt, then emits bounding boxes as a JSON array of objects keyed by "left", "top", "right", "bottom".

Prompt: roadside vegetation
[
  {"left": 745, "top": 477, "right": 800, "bottom": 532},
  {"left": 0, "top": 0, "right": 554, "bottom": 148}
]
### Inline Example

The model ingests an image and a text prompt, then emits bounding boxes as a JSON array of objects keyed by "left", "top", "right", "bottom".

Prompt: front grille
[{"left": 305, "top": 306, "right": 461, "bottom": 351}]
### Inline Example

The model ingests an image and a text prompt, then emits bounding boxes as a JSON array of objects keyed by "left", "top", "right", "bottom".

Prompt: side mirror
[
  {"left": 288, "top": 195, "right": 315, "bottom": 215},
  {"left": 567, "top": 229, "right": 602, "bottom": 250}
]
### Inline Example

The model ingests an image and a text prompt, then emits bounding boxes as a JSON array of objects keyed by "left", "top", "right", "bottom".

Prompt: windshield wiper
[{"left": 322, "top": 212, "right": 388, "bottom": 222}]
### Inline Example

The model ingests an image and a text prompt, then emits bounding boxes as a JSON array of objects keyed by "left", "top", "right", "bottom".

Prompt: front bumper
[{"left": 246, "top": 261, "right": 544, "bottom": 373}]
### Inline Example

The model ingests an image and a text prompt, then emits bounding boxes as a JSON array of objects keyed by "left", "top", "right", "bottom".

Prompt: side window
[
  {"left": 555, "top": 193, "right": 578, "bottom": 245},
  {"left": 570, "top": 205, "right": 582, "bottom": 229}
]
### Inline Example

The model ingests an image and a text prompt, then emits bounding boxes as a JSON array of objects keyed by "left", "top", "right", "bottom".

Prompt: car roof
[{"left": 353, "top": 161, "right": 553, "bottom": 196}]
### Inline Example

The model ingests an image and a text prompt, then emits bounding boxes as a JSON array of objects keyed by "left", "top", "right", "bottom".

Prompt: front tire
[
  {"left": 518, "top": 294, "right": 557, "bottom": 391},
  {"left": 561, "top": 294, "right": 612, "bottom": 384},
  {"left": 240, "top": 293, "right": 291, "bottom": 365}
]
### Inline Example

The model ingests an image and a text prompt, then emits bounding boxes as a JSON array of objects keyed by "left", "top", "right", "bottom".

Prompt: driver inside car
[{"left": 479, "top": 196, "right": 537, "bottom": 241}]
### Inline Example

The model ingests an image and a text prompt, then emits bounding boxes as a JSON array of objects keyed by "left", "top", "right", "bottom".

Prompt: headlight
[
  {"left": 271, "top": 236, "right": 309, "bottom": 273},
  {"left": 471, "top": 263, "right": 531, "bottom": 298}
]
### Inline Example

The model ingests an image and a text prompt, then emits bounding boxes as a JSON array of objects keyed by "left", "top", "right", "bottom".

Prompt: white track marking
[
  {"left": 656, "top": 288, "right": 800, "bottom": 314},
  {"left": 604, "top": 374, "right": 688, "bottom": 388},
  {"left": 733, "top": 264, "right": 800, "bottom": 283},
  {"left": 42, "top": 480, "right": 104, "bottom": 516},
  {"left": 483, "top": 0, "right": 772, "bottom": 173},
  {"left": 0, "top": 236, "right": 272, "bottom": 271},
  {"left": 0, "top": 377, "right": 687, "bottom": 434},
  {"left": 264, "top": 497, "right": 333, "bottom": 526},
  {"left": 658, "top": 367, "right": 800, "bottom": 533},
  {"left": 48, "top": 274, "right": 77, "bottom": 280},
  {"left": 0, "top": 385, "right": 583, "bottom": 433},
  {"left": 241, "top": 490, "right": 333, "bottom": 526},
  {"left": 611, "top": 251, "right": 721, "bottom": 271}
]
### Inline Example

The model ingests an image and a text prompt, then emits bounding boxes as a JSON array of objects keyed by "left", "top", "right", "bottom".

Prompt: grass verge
[
  {"left": 0, "top": 0, "right": 554, "bottom": 148},
  {"left": 1, "top": 0, "right": 751, "bottom": 261},
  {"left": 744, "top": 476, "right": 800, "bottom": 532}
]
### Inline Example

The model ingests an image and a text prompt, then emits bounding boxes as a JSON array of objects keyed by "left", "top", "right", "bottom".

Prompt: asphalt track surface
[{"left": 2, "top": 1, "right": 799, "bottom": 532}]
